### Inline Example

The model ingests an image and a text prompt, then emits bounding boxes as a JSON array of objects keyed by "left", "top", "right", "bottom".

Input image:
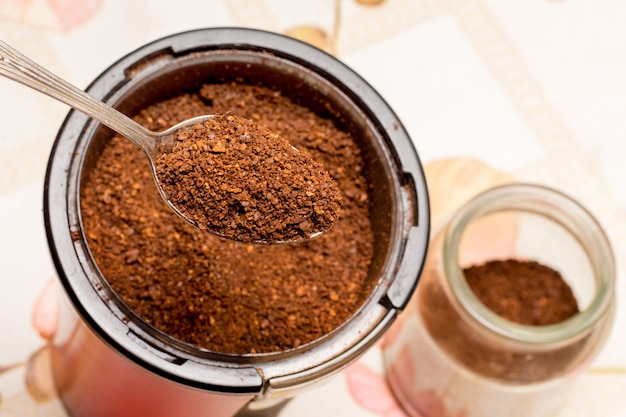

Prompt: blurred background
[{"left": 1, "top": 1, "right": 625, "bottom": 416}]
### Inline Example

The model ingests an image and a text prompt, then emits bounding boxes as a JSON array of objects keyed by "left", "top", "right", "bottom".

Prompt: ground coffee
[
  {"left": 464, "top": 259, "right": 579, "bottom": 325},
  {"left": 419, "top": 257, "right": 583, "bottom": 382},
  {"left": 154, "top": 114, "right": 342, "bottom": 243},
  {"left": 80, "top": 82, "right": 374, "bottom": 354}
]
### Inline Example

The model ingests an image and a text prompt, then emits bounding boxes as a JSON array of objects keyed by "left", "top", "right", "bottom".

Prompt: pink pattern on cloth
[
  {"left": 345, "top": 361, "right": 409, "bottom": 417},
  {"left": 0, "top": 0, "right": 102, "bottom": 31},
  {"left": 48, "top": 0, "right": 101, "bottom": 30},
  {"left": 32, "top": 279, "right": 58, "bottom": 340}
]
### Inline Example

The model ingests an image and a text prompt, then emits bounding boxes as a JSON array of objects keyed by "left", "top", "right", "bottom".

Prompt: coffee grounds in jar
[
  {"left": 464, "top": 259, "right": 579, "bottom": 325},
  {"left": 80, "top": 83, "right": 374, "bottom": 354},
  {"left": 419, "top": 257, "right": 583, "bottom": 382},
  {"left": 154, "top": 114, "right": 342, "bottom": 243}
]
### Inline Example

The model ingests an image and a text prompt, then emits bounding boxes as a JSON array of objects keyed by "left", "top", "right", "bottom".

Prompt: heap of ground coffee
[
  {"left": 81, "top": 82, "right": 374, "bottom": 354},
  {"left": 155, "top": 114, "right": 342, "bottom": 243}
]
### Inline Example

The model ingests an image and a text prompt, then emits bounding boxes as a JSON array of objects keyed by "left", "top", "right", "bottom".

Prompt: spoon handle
[{"left": 0, "top": 39, "right": 154, "bottom": 153}]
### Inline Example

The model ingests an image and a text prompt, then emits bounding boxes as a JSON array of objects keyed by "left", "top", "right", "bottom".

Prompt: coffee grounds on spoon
[{"left": 155, "top": 114, "right": 342, "bottom": 243}]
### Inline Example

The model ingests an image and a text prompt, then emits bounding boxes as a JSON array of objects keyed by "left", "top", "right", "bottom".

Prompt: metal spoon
[
  {"left": 0, "top": 39, "right": 340, "bottom": 244},
  {"left": 0, "top": 40, "right": 215, "bottom": 226}
]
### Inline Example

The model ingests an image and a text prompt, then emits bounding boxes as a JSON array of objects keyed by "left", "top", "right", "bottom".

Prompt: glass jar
[{"left": 382, "top": 183, "right": 615, "bottom": 417}]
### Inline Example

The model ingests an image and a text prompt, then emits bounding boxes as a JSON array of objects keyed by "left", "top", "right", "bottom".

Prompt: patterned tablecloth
[{"left": 1, "top": 1, "right": 625, "bottom": 416}]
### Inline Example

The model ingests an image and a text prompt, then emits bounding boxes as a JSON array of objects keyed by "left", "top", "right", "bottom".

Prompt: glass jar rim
[{"left": 443, "top": 183, "right": 615, "bottom": 345}]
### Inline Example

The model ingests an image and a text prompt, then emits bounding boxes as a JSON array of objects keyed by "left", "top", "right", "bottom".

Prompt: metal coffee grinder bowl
[{"left": 44, "top": 28, "right": 430, "bottom": 417}]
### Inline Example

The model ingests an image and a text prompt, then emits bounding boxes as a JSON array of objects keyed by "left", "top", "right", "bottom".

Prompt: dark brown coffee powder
[
  {"left": 154, "top": 114, "right": 342, "bottom": 243},
  {"left": 464, "top": 259, "right": 579, "bottom": 325},
  {"left": 81, "top": 83, "right": 374, "bottom": 354}
]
